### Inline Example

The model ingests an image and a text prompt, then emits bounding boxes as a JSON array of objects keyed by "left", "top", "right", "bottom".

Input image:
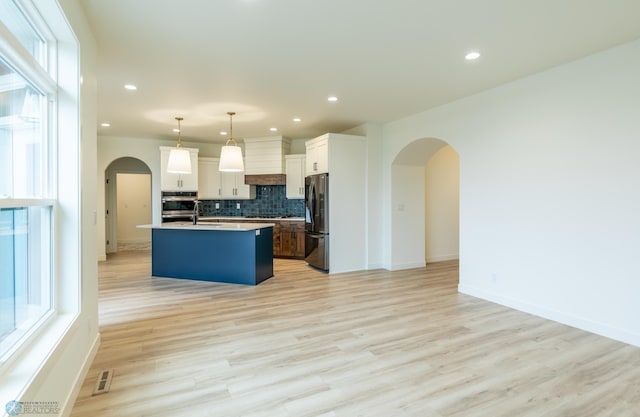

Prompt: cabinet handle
[
  {"left": 218, "top": 188, "right": 221, "bottom": 196},
  {"left": 313, "top": 162, "right": 317, "bottom": 171}
]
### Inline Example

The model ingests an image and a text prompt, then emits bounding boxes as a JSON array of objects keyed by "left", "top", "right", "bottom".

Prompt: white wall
[
  {"left": 425, "top": 145, "right": 459, "bottom": 262},
  {"left": 391, "top": 164, "right": 426, "bottom": 270},
  {"left": 289, "top": 138, "right": 308, "bottom": 154},
  {"left": 341, "top": 123, "right": 385, "bottom": 270},
  {"left": 382, "top": 39, "right": 640, "bottom": 346},
  {"left": 96, "top": 136, "right": 220, "bottom": 260},
  {"left": 116, "top": 173, "right": 151, "bottom": 245}
]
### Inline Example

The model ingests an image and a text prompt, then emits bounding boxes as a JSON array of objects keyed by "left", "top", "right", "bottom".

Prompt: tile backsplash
[{"left": 200, "top": 185, "right": 304, "bottom": 217}]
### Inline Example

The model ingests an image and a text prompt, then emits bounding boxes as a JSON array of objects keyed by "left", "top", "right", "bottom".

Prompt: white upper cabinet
[
  {"left": 285, "top": 154, "right": 305, "bottom": 199},
  {"left": 160, "top": 146, "right": 199, "bottom": 191},
  {"left": 198, "top": 157, "right": 222, "bottom": 199},
  {"left": 305, "top": 135, "right": 328, "bottom": 175},
  {"left": 220, "top": 168, "right": 256, "bottom": 200}
]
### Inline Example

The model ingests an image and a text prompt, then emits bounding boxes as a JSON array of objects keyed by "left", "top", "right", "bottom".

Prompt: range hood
[
  {"left": 244, "top": 174, "right": 286, "bottom": 185},
  {"left": 242, "top": 136, "right": 291, "bottom": 185}
]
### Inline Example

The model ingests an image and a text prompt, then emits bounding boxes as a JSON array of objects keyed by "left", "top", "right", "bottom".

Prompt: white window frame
[{"left": 0, "top": 0, "right": 81, "bottom": 402}]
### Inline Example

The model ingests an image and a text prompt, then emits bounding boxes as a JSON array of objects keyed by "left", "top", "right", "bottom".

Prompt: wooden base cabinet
[
  {"left": 279, "top": 221, "right": 305, "bottom": 259},
  {"left": 272, "top": 222, "right": 281, "bottom": 257},
  {"left": 199, "top": 218, "right": 304, "bottom": 259}
]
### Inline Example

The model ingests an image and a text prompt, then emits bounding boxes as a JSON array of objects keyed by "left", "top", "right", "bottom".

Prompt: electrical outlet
[
  {"left": 215, "top": 203, "right": 219, "bottom": 209},
  {"left": 236, "top": 203, "right": 241, "bottom": 209}
]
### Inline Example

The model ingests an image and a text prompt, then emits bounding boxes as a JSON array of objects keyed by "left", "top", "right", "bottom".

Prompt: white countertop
[
  {"left": 137, "top": 222, "right": 276, "bottom": 231},
  {"left": 199, "top": 216, "right": 304, "bottom": 222}
]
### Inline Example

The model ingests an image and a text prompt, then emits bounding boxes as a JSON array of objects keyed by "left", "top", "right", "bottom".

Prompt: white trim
[
  {"left": 58, "top": 333, "right": 100, "bottom": 417},
  {"left": 0, "top": 1, "right": 89, "bottom": 410},
  {"left": 389, "top": 261, "right": 426, "bottom": 271},
  {"left": 0, "top": 198, "right": 55, "bottom": 208},
  {"left": 459, "top": 284, "right": 640, "bottom": 347},
  {"left": 426, "top": 254, "right": 459, "bottom": 263},
  {"left": 0, "top": 313, "right": 76, "bottom": 403},
  {"left": 0, "top": 17, "right": 56, "bottom": 96}
]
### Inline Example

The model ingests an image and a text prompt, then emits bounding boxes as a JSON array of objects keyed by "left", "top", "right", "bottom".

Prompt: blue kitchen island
[{"left": 138, "top": 222, "right": 274, "bottom": 285}]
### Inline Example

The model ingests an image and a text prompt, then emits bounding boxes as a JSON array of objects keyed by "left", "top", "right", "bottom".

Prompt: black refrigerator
[{"left": 305, "top": 173, "right": 329, "bottom": 271}]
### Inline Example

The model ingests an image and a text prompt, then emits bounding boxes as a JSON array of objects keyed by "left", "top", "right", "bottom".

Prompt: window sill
[{"left": 0, "top": 312, "right": 77, "bottom": 402}]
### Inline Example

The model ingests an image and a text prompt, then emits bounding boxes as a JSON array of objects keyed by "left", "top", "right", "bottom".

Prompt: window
[
  {"left": 0, "top": 206, "right": 52, "bottom": 355},
  {"left": 0, "top": 1, "right": 56, "bottom": 360},
  {"left": 0, "top": 1, "right": 46, "bottom": 67}
]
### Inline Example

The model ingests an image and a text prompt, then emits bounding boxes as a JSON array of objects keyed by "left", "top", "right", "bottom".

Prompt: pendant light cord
[
  {"left": 226, "top": 112, "right": 238, "bottom": 146},
  {"left": 175, "top": 116, "right": 184, "bottom": 148}
]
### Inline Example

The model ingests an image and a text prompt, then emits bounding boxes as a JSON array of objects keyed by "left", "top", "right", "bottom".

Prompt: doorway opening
[
  {"left": 104, "top": 157, "right": 152, "bottom": 254},
  {"left": 390, "top": 138, "right": 459, "bottom": 276}
]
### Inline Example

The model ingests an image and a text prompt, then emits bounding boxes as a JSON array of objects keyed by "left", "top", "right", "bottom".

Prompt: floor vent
[{"left": 92, "top": 369, "right": 113, "bottom": 395}]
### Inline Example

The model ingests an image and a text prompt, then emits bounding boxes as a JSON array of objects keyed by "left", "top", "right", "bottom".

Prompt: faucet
[{"left": 192, "top": 200, "right": 201, "bottom": 225}]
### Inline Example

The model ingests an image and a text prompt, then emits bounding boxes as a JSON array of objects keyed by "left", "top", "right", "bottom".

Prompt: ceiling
[{"left": 80, "top": 0, "right": 640, "bottom": 144}]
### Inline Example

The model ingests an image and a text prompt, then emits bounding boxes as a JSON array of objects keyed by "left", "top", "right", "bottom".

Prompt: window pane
[
  {"left": 0, "top": 57, "right": 46, "bottom": 198},
  {"left": 0, "top": 1, "right": 46, "bottom": 67},
  {"left": 0, "top": 205, "right": 52, "bottom": 358}
]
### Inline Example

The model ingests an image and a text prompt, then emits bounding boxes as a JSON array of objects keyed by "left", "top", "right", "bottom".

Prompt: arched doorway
[
  {"left": 104, "top": 157, "right": 152, "bottom": 254},
  {"left": 425, "top": 145, "right": 459, "bottom": 263},
  {"left": 390, "top": 138, "right": 459, "bottom": 271}
]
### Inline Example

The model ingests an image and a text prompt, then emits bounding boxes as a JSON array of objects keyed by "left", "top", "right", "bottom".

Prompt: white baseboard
[
  {"left": 459, "top": 283, "right": 640, "bottom": 347},
  {"left": 59, "top": 332, "right": 100, "bottom": 417},
  {"left": 427, "top": 254, "right": 459, "bottom": 263},
  {"left": 389, "top": 261, "right": 426, "bottom": 271},
  {"left": 97, "top": 254, "right": 107, "bottom": 262}
]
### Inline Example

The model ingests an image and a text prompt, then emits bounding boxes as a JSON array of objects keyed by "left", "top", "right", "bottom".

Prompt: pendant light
[
  {"left": 166, "top": 116, "right": 192, "bottom": 174},
  {"left": 219, "top": 111, "right": 244, "bottom": 172}
]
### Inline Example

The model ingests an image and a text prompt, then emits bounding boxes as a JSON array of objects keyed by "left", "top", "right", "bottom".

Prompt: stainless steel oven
[{"left": 161, "top": 191, "right": 197, "bottom": 222}]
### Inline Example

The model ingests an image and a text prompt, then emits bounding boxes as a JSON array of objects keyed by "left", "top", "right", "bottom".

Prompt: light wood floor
[{"left": 71, "top": 251, "right": 640, "bottom": 417}]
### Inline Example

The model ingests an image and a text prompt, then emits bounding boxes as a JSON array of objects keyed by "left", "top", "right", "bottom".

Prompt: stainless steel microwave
[{"left": 161, "top": 191, "right": 197, "bottom": 222}]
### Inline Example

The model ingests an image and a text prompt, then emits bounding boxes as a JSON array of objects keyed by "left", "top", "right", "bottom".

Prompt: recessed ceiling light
[
  {"left": 328, "top": 96, "right": 338, "bottom": 102},
  {"left": 172, "top": 128, "right": 180, "bottom": 133},
  {"left": 465, "top": 51, "right": 481, "bottom": 61},
  {"left": 270, "top": 127, "right": 278, "bottom": 132},
  {"left": 124, "top": 84, "right": 137, "bottom": 90},
  {"left": 220, "top": 131, "right": 228, "bottom": 136},
  {"left": 100, "top": 122, "right": 111, "bottom": 127},
  {"left": 293, "top": 118, "right": 301, "bottom": 122}
]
